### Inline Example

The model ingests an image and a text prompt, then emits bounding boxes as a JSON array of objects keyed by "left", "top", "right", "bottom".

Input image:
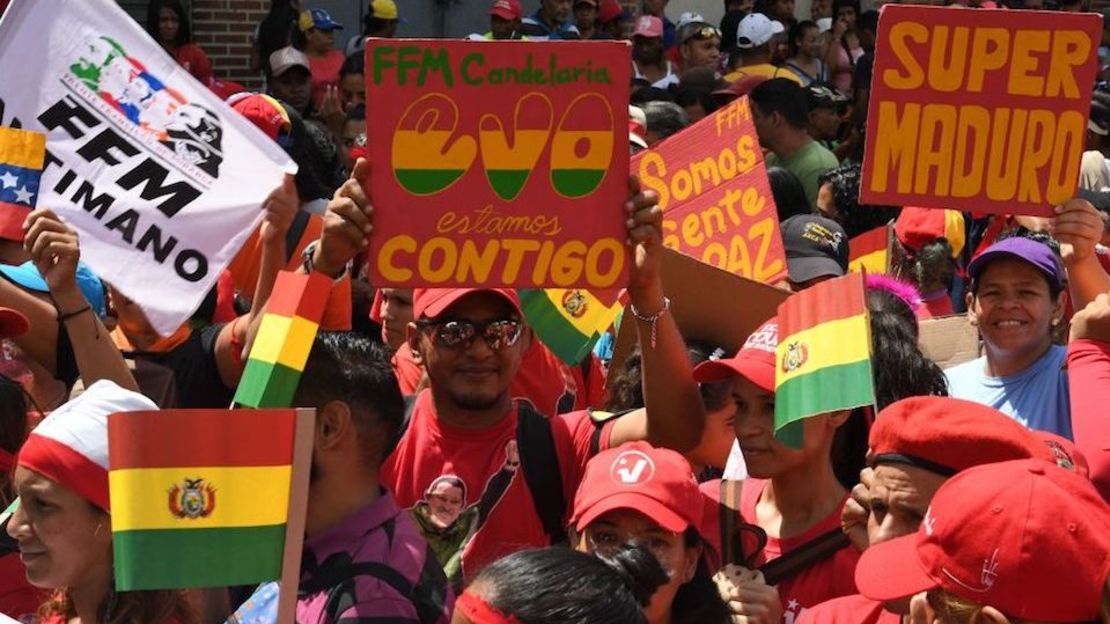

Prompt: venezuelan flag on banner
[
  {"left": 848, "top": 224, "right": 890, "bottom": 275},
  {"left": 774, "top": 272, "right": 875, "bottom": 448},
  {"left": 520, "top": 287, "right": 624, "bottom": 364},
  {"left": 109, "top": 409, "right": 296, "bottom": 590},
  {"left": 0, "top": 127, "right": 46, "bottom": 241},
  {"left": 235, "top": 271, "right": 332, "bottom": 408}
]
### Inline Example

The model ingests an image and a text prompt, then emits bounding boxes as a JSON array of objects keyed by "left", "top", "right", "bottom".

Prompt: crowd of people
[{"left": 3, "top": 0, "right": 1110, "bottom": 623}]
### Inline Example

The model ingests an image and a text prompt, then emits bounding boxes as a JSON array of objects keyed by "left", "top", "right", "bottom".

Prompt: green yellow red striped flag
[
  {"left": 519, "top": 287, "right": 624, "bottom": 364},
  {"left": 774, "top": 272, "right": 875, "bottom": 448},
  {"left": 234, "top": 270, "right": 331, "bottom": 408},
  {"left": 108, "top": 409, "right": 297, "bottom": 590}
]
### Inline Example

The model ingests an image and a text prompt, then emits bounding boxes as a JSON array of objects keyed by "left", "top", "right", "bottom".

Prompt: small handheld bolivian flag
[
  {"left": 0, "top": 127, "right": 46, "bottom": 241},
  {"left": 234, "top": 270, "right": 332, "bottom": 408},
  {"left": 519, "top": 287, "right": 625, "bottom": 365},
  {"left": 108, "top": 409, "right": 297, "bottom": 590},
  {"left": 848, "top": 224, "right": 891, "bottom": 275},
  {"left": 773, "top": 272, "right": 875, "bottom": 448}
]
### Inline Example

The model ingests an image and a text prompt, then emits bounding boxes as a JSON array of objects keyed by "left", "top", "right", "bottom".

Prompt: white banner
[{"left": 0, "top": 0, "right": 296, "bottom": 334}]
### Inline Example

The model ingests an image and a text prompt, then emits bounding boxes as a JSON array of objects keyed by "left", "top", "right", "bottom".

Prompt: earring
[{"left": 1052, "top": 318, "right": 1061, "bottom": 327}]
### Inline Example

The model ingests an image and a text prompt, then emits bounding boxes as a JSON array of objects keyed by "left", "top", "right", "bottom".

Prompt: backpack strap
[
  {"left": 283, "top": 210, "right": 311, "bottom": 265},
  {"left": 718, "top": 479, "right": 767, "bottom": 569},
  {"left": 515, "top": 402, "right": 568, "bottom": 546},
  {"left": 759, "top": 527, "right": 851, "bottom": 586},
  {"left": 586, "top": 409, "right": 632, "bottom": 457}
]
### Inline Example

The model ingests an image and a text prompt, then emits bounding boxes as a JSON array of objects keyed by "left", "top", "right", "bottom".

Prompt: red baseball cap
[
  {"left": 598, "top": 0, "right": 628, "bottom": 23},
  {"left": 228, "top": 93, "right": 290, "bottom": 141},
  {"left": 411, "top": 288, "right": 522, "bottom": 321},
  {"left": 1032, "top": 429, "right": 1090, "bottom": 479},
  {"left": 893, "top": 208, "right": 965, "bottom": 258},
  {"left": 0, "top": 307, "right": 28, "bottom": 340},
  {"left": 489, "top": 0, "right": 522, "bottom": 20},
  {"left": 633, "top": 15, "right": 663, "bottom": 38},
  {"left": 571, "top": 441, "right": 703, "bottom": 533},
  {"left": 693, "top": 318, "right": 777, "bottom": 392},
  {"left": 869, "top": 397, "right": 1053, "bottom": 476},
  {"left": 856, "top": 459, "right": 1110, "bottom": 621}
]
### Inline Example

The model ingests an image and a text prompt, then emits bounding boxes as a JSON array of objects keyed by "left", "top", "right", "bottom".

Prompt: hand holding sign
[
  {"left": 626, "top": 176, "right": 664, "bottom": 303},
  {"left": 314, "top": 158, "right": 373, "bottom": 277},
  {"left": 1051, "top": 198, "right": 1103, "bottom": 266},
  {"left": 260, "top": 174, "right": 299, "bottom": 247},
  {"left": 23, "top": 208, "right": 81, "bottom": 296}
]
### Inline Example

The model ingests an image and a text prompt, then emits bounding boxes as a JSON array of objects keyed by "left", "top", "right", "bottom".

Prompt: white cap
[
  {"left": 677, "top": 11, "right": 706, "bottom": 28},
  {"left": 736, "top": 13, "right": 784, "bottom": 49},
  {"left": 269, "top": 46, "right": 310, "bottom": 77}
]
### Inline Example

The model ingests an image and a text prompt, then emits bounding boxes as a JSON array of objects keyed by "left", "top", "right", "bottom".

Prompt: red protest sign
[
  {"left": 632, "top": 97, "right": 786, "bottom": 284},
  {"left": 365, "top": 40, "right": 631, "bottom": 289},
  {"left": 861, "top": 6, "right": 1100, "bottom": 217}
]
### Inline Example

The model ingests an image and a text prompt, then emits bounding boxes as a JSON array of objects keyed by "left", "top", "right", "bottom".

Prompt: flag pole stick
[{"left": 276, "top": 408, "right": 315, "bottom": 624}]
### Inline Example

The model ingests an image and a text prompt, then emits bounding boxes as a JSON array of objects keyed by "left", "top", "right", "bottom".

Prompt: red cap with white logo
[
  {"left": 856, "top": 459, "right": 1110, "bottom": 621},
  {"left": 571, "top": 441, "right": 703, "bottom": 533},
  {"left": 692, "top": 318, "right": 778, "bottom": 392}
]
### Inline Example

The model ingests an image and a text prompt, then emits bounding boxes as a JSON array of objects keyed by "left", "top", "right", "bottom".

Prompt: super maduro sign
[
  {"left": 861, "top": 6, "right": 1100, "bottom": 217},
  {"left": 365, "top": 40, "right": 631, "bottom": 289}
]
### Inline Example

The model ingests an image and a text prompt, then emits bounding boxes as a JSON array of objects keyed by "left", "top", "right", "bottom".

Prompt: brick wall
[{"left": 191, "top": 0, "right": 269, "bottom": 91}]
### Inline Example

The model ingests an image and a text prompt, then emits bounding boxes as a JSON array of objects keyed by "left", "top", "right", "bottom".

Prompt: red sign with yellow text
[
  {"left": 365, "top": 40, "right": 631, "bottom": 289},
  {"left": 632, "top": 97, "right": 786, "bottom": 284},
  {"left": 861, "top": 6, "right": 1100, "bottom": 217}
]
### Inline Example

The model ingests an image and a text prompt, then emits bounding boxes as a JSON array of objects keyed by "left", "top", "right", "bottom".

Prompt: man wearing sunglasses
[
  {"left": 677, "top": 21, "right": 722, "bottom": 74},
  {"left": 305, "top": 159, "right": 708, "bottom": 587}
]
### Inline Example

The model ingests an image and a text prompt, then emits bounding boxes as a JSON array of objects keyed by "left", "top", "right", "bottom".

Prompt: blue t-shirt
[{"left": 944, "top": 344, "right": 1071, "bottom": 438}]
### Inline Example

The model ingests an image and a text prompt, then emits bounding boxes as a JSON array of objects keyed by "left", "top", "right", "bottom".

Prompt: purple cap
[{"left": 968, "top": 237, "right": 1065, "bottom": 291}]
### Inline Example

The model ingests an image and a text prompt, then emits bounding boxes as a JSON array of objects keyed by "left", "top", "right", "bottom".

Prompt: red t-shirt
[
  {"left": 308, "top": 50, "right": 345, "bottom": 108},
  {"left": 0, "top": 551, "right": 46, "bottom": 621},
  {"left": 918, "top": 289, "right": 955, "bottom": 319},
  {"left": 391, "top": 341, "right": 603, "bottom": 416},
  {"left": 797, "top": 593, "right": 900, "bottom": 623},
  {"left": 701, "top": 477, "right": 856, "bottom": 617},
  {"left": 380, "top": 390, "right": 611, "bottom": 582},
  {"left": 173, "top": 43, "right": 212, "bottom": 85}
]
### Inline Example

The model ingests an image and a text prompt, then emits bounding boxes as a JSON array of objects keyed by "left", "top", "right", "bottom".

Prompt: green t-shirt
[{"left": 765, "top": 140, "right": 840, "bottom": 209}]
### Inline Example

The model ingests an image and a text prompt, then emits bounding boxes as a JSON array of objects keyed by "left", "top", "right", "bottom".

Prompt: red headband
[{"left": 455, "top": 592, "right": 522, "bottom": 624}]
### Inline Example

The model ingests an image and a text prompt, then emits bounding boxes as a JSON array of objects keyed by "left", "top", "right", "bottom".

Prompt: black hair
[
  {"left": 719, "top": 9, "right": 746, "bottom": 56},
  {"left": 146, "top": 0, "right": 191, "bottom": 47},
  {"left": 894, "top": 238, "right": 958, "bottom": 293},
  {"left": 832, "top": 0, "right": 861, "bottom": 19},
  {"left": 674, "top": 88, "right": 718, "bottom": 116},
  {"left": 856, "top": 9, "right": 879, "bottom": 33},
  {"left": 643, "top": 101, "right": 691, "bottom": 141},
  {"left": 749, "top": 78, "right": 809, "bottom": 128},
  {"left": 0, "top": 374, "right": 28, "bottom": 456},
  {"left": 475, "top": 546, "right": 663, "bottom": 624},
  {"left": 273, "top": 102, "right": 338, "bottom": 201},
  {"left": 258, "top": 1, "right": 300, "bottom": 71},
  {"left": 971, "top": 230, "right": 1065, "bottom": 299},
  {"left": 672, "top": 529, "right": 733, "bottom": 624},
  {"left": 294, "top": 332, "right": 404, "bottom": 466},
  {"left": 788, "top": 20, "right": 819, "bottom": 57},
  {"left": 817, "top": 163, "right": 902, "bottom": 238},
  {"left": 678, "top": 66, "right": 722, "bottom": 93},
  {"left": 631, "top": 86, "right": 677, "bottom": 105},
  {"left": 831, "top": 287, "right": 949, "bottom": 488},
  {"left": 607, "top": 338, "right": 727, "bottom": 412},
  {"left": 340, "top": 52, "right": 365, "bottom": 79},
  {"left": 768, "top": 166, "right": 813, "bottom": 222}
]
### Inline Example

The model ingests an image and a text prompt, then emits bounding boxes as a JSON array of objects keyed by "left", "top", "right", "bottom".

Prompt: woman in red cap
[{"left": 569, "top": 441, "right": 736, "bottom": 624}]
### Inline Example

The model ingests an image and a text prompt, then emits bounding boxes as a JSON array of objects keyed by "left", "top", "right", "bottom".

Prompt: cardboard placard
[
  {"left": 606, "top": 249, "right": 788, "bottom": 386},
  {"left": 861, "top": 6, "right": 1100, "bottom": 217},
  {"left": 365, "top": 39, "right": 631, "bottom": 290},
  {"left": 632, "top": 97, "right": 787, "bottom": 284},
  {"left": 918, "top": 313, "right": 980, "bottom": 370}
]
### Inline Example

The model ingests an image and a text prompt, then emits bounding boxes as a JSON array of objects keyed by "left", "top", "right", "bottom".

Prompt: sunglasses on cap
[
  {"left": 416, "top": 318, "right": 524, "bottom": 351},
  {"left": 686, "top": 25, "right": 721, "bottom": 41}
]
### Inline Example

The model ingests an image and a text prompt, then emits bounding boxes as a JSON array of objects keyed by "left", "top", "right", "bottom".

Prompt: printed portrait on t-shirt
[{"left": 408, "top": 440, "right": 522, "bottom": 584}]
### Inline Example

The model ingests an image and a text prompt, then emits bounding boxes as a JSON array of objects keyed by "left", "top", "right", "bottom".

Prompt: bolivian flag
[
  {"left": 392, "top": 94, "right": 476, "bottom": 196},
  {"left": 774, "top": 272, "right": 875, "bottom": 448},
  {"left": 235, "top": 271, "right": 331, "bottom": 408},
  {"left": 0, "top": 127, "right": 46, "bottom": 241},
  {"left": 520, "top": 287, "right": 624, "bottom": 364},
  {"left": 479, "top": 92, "right": 553, "bottom": 201},
  {"left": 108, "top": 409, "right": 296, "bottom": 590},
  {"left": 848, "top": 223, "right": 890, "bottom": 274}
]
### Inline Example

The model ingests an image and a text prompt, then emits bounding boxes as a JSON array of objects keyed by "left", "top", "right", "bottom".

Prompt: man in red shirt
[{"left": 307, "top": 162, "right": 707, "bottom": 586}]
